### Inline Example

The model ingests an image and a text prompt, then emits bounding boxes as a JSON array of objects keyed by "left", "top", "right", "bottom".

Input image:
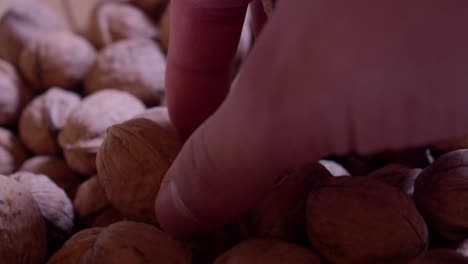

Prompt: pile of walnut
[{"left": 0, "top": 0, "right": 467, "bottom": 263}]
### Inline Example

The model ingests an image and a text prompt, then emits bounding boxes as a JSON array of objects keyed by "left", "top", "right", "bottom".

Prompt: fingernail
[{"left": 155, "top": 181, "right": 202, "bottom": 238}]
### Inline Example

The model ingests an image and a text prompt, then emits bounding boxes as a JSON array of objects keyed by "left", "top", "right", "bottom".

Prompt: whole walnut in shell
[
  {"left": 19, "top": 31, "right": 96, "bottom": 91},
  {"left": 0, "top": 59, "right": 32, "bottom": 126},
  {"left": 0, "top": 127, "right": 28, "bottom": 175},
  {"left": 58, "top": 90, "right": 145, "bottom": 175},
  {"left": 0, "top": 174, "right": 46, "bottom": 263},
  {"left": 10, "top": 172, "right": 74, "bottom": 254},
  {"left": 97, "top": 117, "right": 181, "bottom": 224},
  {"left": 19, "top": 87, "right": 81, "bottom": 155},
  {"left": 85, "top": 39, "right": 166, "bottom": 106},
  {"left": 49, "top": 221, "right": 191, "bottom": 264},
  {"left": 367, "top": 164, "right": 421, "bottom": 195},
  {"left": 89, "top": 2, "right": 158, "bottom": 49},
  {"left": 0, "top": 1, "right": 65, "bottom": 65},
  {"left": 214, "top": 239, "right": 324, "bottom": 264},
  {"left": 409, "top": 249, "right": 468, "bottom": 264},
  {"left": 73, "top": 176, "right": 111, "bottom": 226},
  {"left": 19, "top": 156, "right": 83, "bottom": 199},
  {"left": 241, "top": 162, "right": 332, "bottom": 243},
  {"left": 413, "top": 149, "right": 468, "bottom": 244},
  {"left": 307, "top": 177, "right": 428, "bottom": 264}
]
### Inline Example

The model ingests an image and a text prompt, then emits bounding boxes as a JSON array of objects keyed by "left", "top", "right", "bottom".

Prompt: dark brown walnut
[
  {"left": 91, "top": 207, "right": 125, "bottom": 228},
  {"left": 409, "top": 249, "right": 468, "bottom": 264},
  {"left": 50, "top": 221, "right": 191, "bottom": 264},
  {"left": 318, "top": 159, "right": 351, "bottom": 176},
  {"left": 19, "top": 87, "right": 81, "bottom": 155},
  {"left": 58, "top": 90, "right": 145, "bottom": 176},
  {"left": 132, "top": 0, "right": 168, "bottom": 15},
  {"left": 367, "top": 164, "right": 421, "bottom": 195},
  {"left": 214, "top": 239, "right": 324, "bottom": 264},
  {"left": 10, "top": 171, "right": 74, "bottom": 255},
  {"left": 241, "top": 162, "right": 332, "bottom": 243},
  {"left": 0, "top": 174, "right": 47, "bottom": 263},
  {"left": 73, "top": 176, "right": 111, "bottom": 226},
  {"left": 0, "top": 127, "right": 28, "bottom": 175},
  {"left": 0, "top": 59, "right": 32, "bottom": 126},
  {"left": 85, "top": 39, "right": 166, "bottom": 106},
  {"left": 0, "top": 1, "right": 65, "bottom": 65},
  {"left": 19, "top": 156, "right": 83, "bottom": 199},
  {"left": 413, "top": 149, "right": 468, "bottom": 244},
  {"left": 48, "top": 227, "right": 103, "bottom": 264},
  {"left": 307, "top": 177, "right": 428, "bottom": 264},
  {"left": 89, "top": 2, "right": 158, "bottom": 49},
  {"left": 19, "top": 31, "right": 96, "bottom": 91},
  {"left": 97, "top": 117, "right": 181, "bottom": 224}
]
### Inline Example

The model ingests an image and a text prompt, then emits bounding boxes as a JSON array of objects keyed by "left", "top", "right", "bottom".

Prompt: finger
[{"left": 166, "top": 0, "right": 251, "bottom": 139}]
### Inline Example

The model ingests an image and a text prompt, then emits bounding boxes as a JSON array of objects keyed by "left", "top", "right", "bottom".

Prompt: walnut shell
[
  {"left": 0, "top": 59, "right": 32, "bottom": 126},
  {"left": 458, "top": 239, "right": 468, "bottom": 258},
  {"left": 58, "top": 90, "right": 145, "bottom": 175},
  {"left": 97, "top": 117, "right": 181, "bottom": 224},
  {"left": 0, "top": 127, "right": 28, "bottom": 175},
  {"left": 241, "top": 162, "right": 332, "bottom": 243},
  {"left": 0, "top": 174, "right": 46, "bottom": 263},
  {"left": 48, "top": 227, "right": 103, "bottom": 264},
  {"left": 214, "top": 239, "right": 324, "bottom": 264},
  {"left": 367, "top": 164, "right": 421, "bottom": 195},
  {"left": 307, "top": 177, "right": 428, "bottom": 264},
  {"left": 409, "top": 249, "right": 468, "bottom": 264},
  {"left": 91, "top": 207, "right": 125, "bottom": 228},
  {"left": 413, "top": 149, "right": 468, "bottom": 244},
  {"left": 89, "top": 2, "right": 158, "bottom": 49},
  {"left": 73, "top": 176, "right": 111, "bottom": 225},
  {"left": 135, "top": 106, "right": 175, "bottom": 133},
  {"left": 50, "top": 221, "right": 191, "bottom": 264},
  {"left": 19, "top": 31, "right": 96, "bottom": 91},
  {"left": 85, "top": 39, "right": 166, "bottom": 106},
  {"left": 19, "top": 87, "right": 81, "bottom": 155},
  {"left": 0, "top": 1, "right": 65, "bottom": 65},
  {"left": 20, "top": 156, "right": 83, "bottom": 199},
  {"left": 318, "top": 159, "right": 351, "bottom": 176}
]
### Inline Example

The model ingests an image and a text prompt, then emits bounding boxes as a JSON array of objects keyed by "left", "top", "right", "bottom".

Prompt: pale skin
[{"left": 155, "top": 0, "right": 468, "bottom": 238}]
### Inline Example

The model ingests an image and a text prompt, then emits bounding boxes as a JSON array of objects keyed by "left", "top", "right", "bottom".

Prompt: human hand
[{"left": 156, "top": 0, "right": 468, "bottom": 238}]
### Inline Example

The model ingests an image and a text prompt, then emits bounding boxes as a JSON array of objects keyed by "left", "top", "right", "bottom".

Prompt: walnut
[
  {"left": 10, "top": 171, "right": 74, "bottom": 254},
  {"left": 214, "top": 239, "right": 324, "bottom": 264},
  {"left": 0, "top": 127, "right": 28, "bottom": 175},
  {"left": 89, "top": 2, "right": 158, "bottom": 49},
  {"left": 49, "top": 221, "right": 191, "bottom": 263},
  {"left": 318, "top": 159, "right": 351, "bottom": 176},
  {"left": 367, "top": 164, "right": 421, "bottom": 195},
  {"left": 413, "top": 149, "right": 468, "bottom": 244},
  {"left": 58, "top": 90, "right": 145, "bottom": 175},
  {"left": 307, "top": 177, "right": 428, "bottom": 264},
  {"left": 0, "top": 59, "right": 33, "bottom": 126},
  {"left": 19, "top": 31, "right": 96, "bottom": 91},
  {"left": 0, "top": 1, "right": 65, "bottom": 65},
  {"left": 19, "top": 155, "right": 83, "bottom": 199},
  {"left": 91, "top": 207, "right": 125, "bottom": 228},
  {"left": 73, "top": 176, "right": 111, "bottom": 226},
  {"left": 241, "top": 162, "right": 332, "bottom": 243},
  {"left": 97, "top": 117, "right": 181, "bottom": 224},
  {"left": 0, "top": 174, "right": 46, "bottom": 263},
  {"left": 458, "top": 239, "right": 468, "bottom": 258},
  {"left": 19, "top": 87, "right": 81, "bottom": 155},
  {"left": 135, "top": 106, "right": 175, "bottom": 133},
  {"left": 85, "top": 39, "right": 166, "bottom": 106},
  {"left": 409, "top": 249, "right": 468, "bottom": 264}
]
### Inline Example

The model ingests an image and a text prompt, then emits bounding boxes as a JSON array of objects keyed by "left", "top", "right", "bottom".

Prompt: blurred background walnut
[
  {"left": 89, "top": 1, "right": 158, "bottom": 49},
  {"left": 0, "top": 127, "right": 28, "bottom": 175},
  {"left": 19, "top": 31, "right": 96, "bottom": 91},
  {"left": 85, "top": 39, "right": 166, "bottom": 106},
  {"left": 19, "top": 87, "right": 81, "bottom": 155}
]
